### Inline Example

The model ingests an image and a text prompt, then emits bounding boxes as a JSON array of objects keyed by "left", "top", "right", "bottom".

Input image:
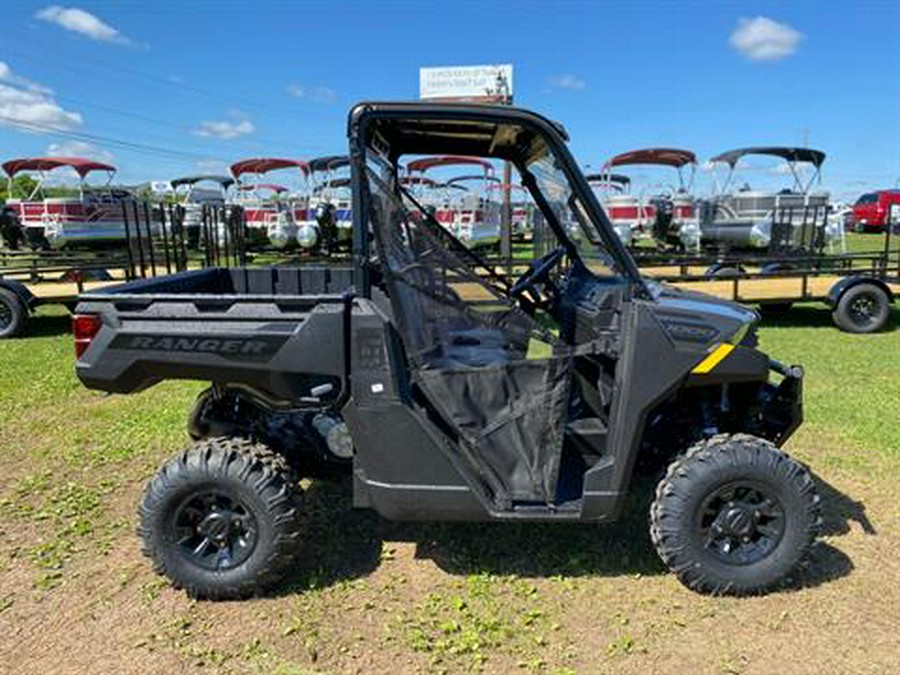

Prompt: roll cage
[{"left": 347, "top": 102, "right": 648, "bottom": 299}]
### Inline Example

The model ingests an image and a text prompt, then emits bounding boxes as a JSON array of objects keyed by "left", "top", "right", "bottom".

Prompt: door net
[{"left": 364, "top": 164, "right": 573, "bottom": 506}]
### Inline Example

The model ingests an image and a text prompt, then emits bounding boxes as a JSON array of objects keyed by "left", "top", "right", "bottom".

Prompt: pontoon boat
[
  {"left": 170, "top": 175, "right": 234, "bottom": 249},
  {"left": 407, "top": 156, "right": 501, "bottom": 248},
  {"left": 304, "top": 156, "right": 352, "bottom": 251},
  {"left": 600, "top": 148, "right": 699, "bottom": 250},
  {"left": 2, "top": 157, "right": 139, "bottom": 249},
  {"left": 700, "top": 147, "right": 835, "bottom": 252},
  {"left": 586, "top": 173, "right": 634, "bottom": 246},
  {"left": 230, "top": 158, "right": 309, "bottom": 249}
]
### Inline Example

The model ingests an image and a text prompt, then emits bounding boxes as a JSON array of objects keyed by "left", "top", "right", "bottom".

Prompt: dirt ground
[{"left": 1, "top": 307, "right": 899, "bottom": 674}]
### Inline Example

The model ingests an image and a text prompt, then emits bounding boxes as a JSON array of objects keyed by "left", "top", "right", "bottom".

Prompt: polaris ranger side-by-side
[{"left": 74, "top": 103, "right": 819, "bottom": 599}]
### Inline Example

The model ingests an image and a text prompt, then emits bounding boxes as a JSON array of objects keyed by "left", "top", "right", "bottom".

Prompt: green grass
[
  {"left": 1, "top": 302, "right": 899, "bottom": 673},
  {"left": 760, "top": 304, "right": 900, "bottom": 469}
]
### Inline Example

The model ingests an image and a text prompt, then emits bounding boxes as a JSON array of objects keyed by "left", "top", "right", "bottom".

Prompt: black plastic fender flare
[{"left": 825, "top": 275, "right": 894, "bottom": 308}]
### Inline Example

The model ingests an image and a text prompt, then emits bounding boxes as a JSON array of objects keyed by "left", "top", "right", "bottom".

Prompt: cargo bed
[{"left": 75, "top": 266, "right": 356, "bottom": 399}]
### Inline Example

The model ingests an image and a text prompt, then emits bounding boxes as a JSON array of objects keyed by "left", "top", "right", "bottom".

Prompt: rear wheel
[
  {"left": 832, "top": 283, "right": 891, "bottom": 333},
  {"left": 138, "top": 437, "right": 303, "bottom": 600},
  {"left": 0, "top": 288, "right": 28, "bottom": 338},
  {"left": 650, "top": 434, "right": 820, "bottom": 595}
]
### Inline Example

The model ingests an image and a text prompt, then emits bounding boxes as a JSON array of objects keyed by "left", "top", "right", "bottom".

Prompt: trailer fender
[
  {"left": 826, "top": 276, "right": 894, "bottom": 308},
  {"left": 705, "top": 262, "right": 746, "bottom": 279},
  {"left": 0, "top": 278, "right": 35, "bottom": 310}
]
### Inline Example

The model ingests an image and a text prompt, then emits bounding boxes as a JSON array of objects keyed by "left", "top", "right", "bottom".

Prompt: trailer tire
[
  {"left": 650, "top": 434, "right": 820, "bottom": 595},
  {"left": 138, "top": 437, "right": 303, "bottom": 600},
  {"left": 0, "top": 288, "right": 29, "bottom": 338},
  {"left": 832, "top": 283, "right": 891, "bottom": 333}
]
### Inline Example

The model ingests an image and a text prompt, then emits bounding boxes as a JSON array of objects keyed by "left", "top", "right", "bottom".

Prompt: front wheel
[
  {"left": 138, "top": 437, "right": 303, "bottom": 600},
  {"left": 650, "top": 434, "right": 820, "bottom": 595}
]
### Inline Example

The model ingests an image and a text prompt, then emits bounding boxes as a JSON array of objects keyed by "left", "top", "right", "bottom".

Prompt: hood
[{"left": 648, "top": 281, "right": 758, "bottom": 348}]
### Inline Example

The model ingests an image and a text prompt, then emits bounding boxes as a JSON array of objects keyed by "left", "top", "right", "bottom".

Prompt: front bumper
[{"left": 759, "top": 359, "right": 803, "bottom": 446}]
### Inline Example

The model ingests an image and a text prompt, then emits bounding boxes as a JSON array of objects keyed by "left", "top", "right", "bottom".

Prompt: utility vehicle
[{"left": 74, "top": 102, "right": 820, "bottom": 600}]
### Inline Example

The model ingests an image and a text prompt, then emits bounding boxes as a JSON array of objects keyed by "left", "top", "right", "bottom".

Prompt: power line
[
  {"left": 0, "top": 113, "right": 228, "bottom": 164},
  {"left": 0, "top": 78, "right": 312, "bottom": 157},
  {"left": 1, "top": 42, "right": 337, "bottom": 131}
]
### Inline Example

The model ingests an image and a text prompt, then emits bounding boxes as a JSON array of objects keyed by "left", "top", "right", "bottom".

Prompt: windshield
[{"left": 526, "top": 151, "right": 621, "bottom": 277}]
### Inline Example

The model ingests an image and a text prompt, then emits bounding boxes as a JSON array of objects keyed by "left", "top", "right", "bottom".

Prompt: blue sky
[{"left": 0, "top": 1, "right": 897, "bottom": 200}]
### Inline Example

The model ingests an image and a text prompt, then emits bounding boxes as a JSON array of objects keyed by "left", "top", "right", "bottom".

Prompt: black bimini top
[
  {"left": 711, "top": 147, "right": 826, "bottom": 168},
  {"left": 308, "top": 155, "right": 350, "bottom": 173},
  {"left": 170, "top": 175, "right": 235, "bottom": 189}
]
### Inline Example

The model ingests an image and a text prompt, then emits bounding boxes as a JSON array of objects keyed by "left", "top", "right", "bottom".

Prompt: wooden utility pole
[{"left": 495, "top": 71, "right": 513, "bottom": 275}]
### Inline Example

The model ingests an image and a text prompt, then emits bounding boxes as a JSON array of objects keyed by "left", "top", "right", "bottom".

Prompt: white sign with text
[{"left": 419, "top": 64, "right": 513, "bottom": 102}]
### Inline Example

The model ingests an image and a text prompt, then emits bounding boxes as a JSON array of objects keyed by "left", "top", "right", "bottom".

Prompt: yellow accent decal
[{"left": 691, "top": 344, "right": 735, "bottom": 374}]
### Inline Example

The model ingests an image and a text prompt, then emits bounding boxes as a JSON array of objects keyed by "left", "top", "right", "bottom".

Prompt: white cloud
[
  {"left": 546, "top": 74, "right": 587, "bottom": 91},
  {"left": 36, "top": 5, "right": 129, "bottom": 44},
  {"left": 46, "top": 139, "right": 114, "bottom": 163},
  {"left": 195, "top": 118, "right": 255, "bottom": 140},
  {"left": 286, "top": 84, "right": 338, "bottom": 103},
  {"left": 772, "top": 162, "right": 795, "bottom": 175},
  {"left": 0, "top": 61, "right": 83, "bottom": 131},
  {"left": 730, "top": 16, "right": 803, "bottom": 61}
]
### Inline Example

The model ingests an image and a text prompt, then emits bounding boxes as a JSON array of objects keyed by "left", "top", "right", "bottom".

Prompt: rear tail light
[{"left": 72, "top": 314, "right": 102, "bottom": 358}]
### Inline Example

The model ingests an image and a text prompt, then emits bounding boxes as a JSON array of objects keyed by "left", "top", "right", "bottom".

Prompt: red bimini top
[
  {"left": 605, "top": 148, "right": 697, "bottom": 169},
  {"left": 230, "top": 158, "right": 310, "bottom": 178},
  {"left": 406, "top": 155, "right": 495, "bottom": 175},
  {"left": 2, "top": 157, "right": 116, "bottom": 178}
]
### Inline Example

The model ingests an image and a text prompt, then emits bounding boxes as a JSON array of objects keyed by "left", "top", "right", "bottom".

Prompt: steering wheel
[{"left": 510, "top": 246, "right": 566, "bottom": 310}]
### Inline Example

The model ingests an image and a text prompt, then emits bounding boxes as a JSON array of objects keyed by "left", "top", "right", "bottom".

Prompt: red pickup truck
[{"left": 850, "top": 190, "right": 900, "bottom": 232}]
